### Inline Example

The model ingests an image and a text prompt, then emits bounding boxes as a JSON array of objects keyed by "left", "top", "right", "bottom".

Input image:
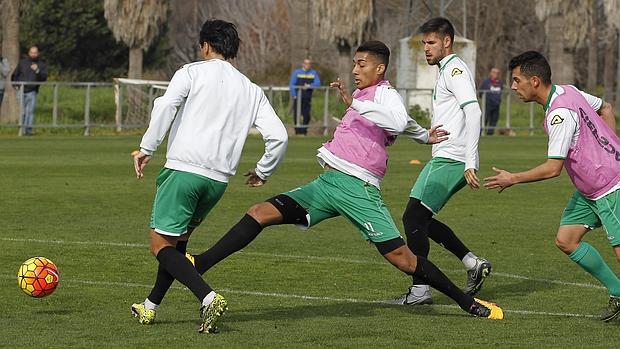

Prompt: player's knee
[
  {"left": 402, "top": 199, "right": 431, "bottom": 232},
  {"left": 246, "top": 202, "right": 283, "bottom": 226},
  {"left": 554, "top": 236, "right": 576, "bottom": 254}
]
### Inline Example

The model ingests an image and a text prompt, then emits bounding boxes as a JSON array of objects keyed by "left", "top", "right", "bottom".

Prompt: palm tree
[
  {"left": 0, "top": 0, "right": 23, "bottom": 123},
  {"left": 535, "top": 0, "right": 591, "bottom": 85},
  {"left": 103, "top": 0, "right": 168, "bottom": 79},
  {"left": 310, "top": 0, "right": 374, "bottom": 89}
]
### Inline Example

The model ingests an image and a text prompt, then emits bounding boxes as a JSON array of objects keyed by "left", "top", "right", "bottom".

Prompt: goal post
[{"left": 113, "top": 78, "right": 169, "bottom": 131}]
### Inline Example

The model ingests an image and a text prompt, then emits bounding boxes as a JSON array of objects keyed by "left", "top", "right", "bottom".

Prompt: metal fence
[{"left": 0, "top": 81, "right": 545, "bottom": 136}]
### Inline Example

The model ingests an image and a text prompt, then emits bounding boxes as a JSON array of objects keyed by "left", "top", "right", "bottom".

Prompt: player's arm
[
  {"left": 134, "top": 67, "right": 190, "bottom": 178},
  {"left": 446, "top": 66, "right": 481, "bottom": 188},
  {"left": 289, "top": 70, "right": 298, "bottom": 98},
  {"left": 483, "top": 159, "right": 564, "bottom": 193},
  {"left": 311, "top": 71, "right": 321, "bottom": 88},
  {"left": 247, "top": 92, "right": 289, "bottom": 187},
  {"left": 485, "top": 108, "right": 575, "bottom": 192},
  {"left": 580, "top": 89, "right": 616, "bottom": 133},
  {"left": 598, "top": 101, "right": 616, "bottom": 133},
  {"left": 330, "top": 80, "right": 408, "bottom": 134},
  {"left": 401, "top": 117, "right": 449, "bottom": 144}
]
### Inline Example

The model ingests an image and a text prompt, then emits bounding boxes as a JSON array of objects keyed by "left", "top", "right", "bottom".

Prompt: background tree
[
  {"left": 310, "top": 0, "right": 374, "bottom": 89},
  {"left": 0, "top": 0, "right": 25, "bottom": 123},
  {"left": 104, "top": 0, "right": 168, "bottom": 79},
  {"left": 535, "top": 0, "right": 591, "bottom": 85},
  {"left": 19, "top": 0, "right": 129, "bottom": 81}
]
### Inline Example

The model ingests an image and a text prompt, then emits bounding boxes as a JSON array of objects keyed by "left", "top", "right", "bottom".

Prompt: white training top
[
  {"left": 317, "top": 84, "right": 428, "bottom": 188},
  {"left": 544, "top": 85, "right": 602, "bottom": 159},
  {"left": 139, "top": 59, "right": 288, "bottom": 183},
  {"left": 430, "top": 54, "right": 481, "bottom": 170}
]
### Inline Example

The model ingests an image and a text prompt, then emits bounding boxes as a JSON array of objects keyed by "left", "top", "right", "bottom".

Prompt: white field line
[
  {"left": 2, "top": 237, "right": 605, "bottom": 291},
  {"left": 1, "top": 274, "right": 597, "bottom": 319}
]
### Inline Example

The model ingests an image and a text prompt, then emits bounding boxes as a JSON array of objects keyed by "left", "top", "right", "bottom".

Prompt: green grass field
[{"left": 1, "top": 135, "right": 619, "bottom": 348}]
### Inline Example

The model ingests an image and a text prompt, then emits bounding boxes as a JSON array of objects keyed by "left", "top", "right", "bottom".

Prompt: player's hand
[
  {"left": 427, "top": 124, "right": 450, "bottom": 144},
  {"left": 484, "top": 167, "right": 514, "bottom": 193},
  {"left": 330, "top": 78, "right": 352, "bottom": 107},
  {"left": 464, "top": 168, "right": 480, "bottom": 189},
  {"left": 133, "top": 151, "right": 151, "bottom": 179},
  {"left": 244, "top": 169, "right": 266, "bottom": 187}
]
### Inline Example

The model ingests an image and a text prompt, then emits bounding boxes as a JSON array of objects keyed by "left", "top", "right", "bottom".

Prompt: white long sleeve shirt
[
  {"left": 140, "top": 59, "right": 288, "bottom": 182},
  {"left": 431, "top": 54, "right": 481, "bottom": 171}
]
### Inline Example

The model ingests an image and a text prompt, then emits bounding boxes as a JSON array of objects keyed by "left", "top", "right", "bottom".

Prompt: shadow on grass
[
  {"left": 223, "top": 301, "right": 469, "bottom": 324},
  {"left": 474, "top": 277, "right": 560, "bottom": 300}
]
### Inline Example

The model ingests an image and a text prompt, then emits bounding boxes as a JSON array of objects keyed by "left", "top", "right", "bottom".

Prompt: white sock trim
[
  {"left": 202, "top": 291, "right": 216, "bottom": 307},
  {"left": 462, "top": 252, "right": 478, "bottom": 270},
  {"left": 144, "top": 298, "right": 159, "bottom": 310}
]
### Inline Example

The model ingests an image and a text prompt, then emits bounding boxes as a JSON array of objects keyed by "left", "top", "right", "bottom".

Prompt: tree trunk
[
  {"left": 0, "top": 0, "right": 20, "bottom": 124},
  {"left": 546, "top": 14, "right": 575, "bottom": 84},
  {"left": 336, "top": 39, "right": 352, "bottom": 90},
  {"left": 604, "top": 28, "right": 616, "bottom": 102},
  {"left": 128, "top": 47, "right": 143, "bottom": 79},
  {"left": 586, "top": 21, "right": 598, "bottom": 91},
  {"left": 288, "top": 0, "right": 310, "bottom": 72}
]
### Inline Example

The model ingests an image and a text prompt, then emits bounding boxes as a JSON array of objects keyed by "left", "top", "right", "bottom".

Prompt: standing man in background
[
  {"left": 289, "top": 58, "right": 320, "bottom": 135},
  {"left": 12, "top": 45, "right": 47, "bottom": 136},
  {"left": 480, "top": 67, "right": 503, "bottom": 135}
]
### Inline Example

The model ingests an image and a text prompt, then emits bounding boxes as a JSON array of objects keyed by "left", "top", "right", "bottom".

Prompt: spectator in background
[
  {"left": 480, "top": 67, "right": 503, "bottom": 135},
  {"left": 12, "top": 45, "right": 47, "bottom": 136},
  {"left": 0, "top": 54, "right": 9, "bottom": 108},
  {"left": 289, "top": 58, "right": 320, "bottom": 135}
]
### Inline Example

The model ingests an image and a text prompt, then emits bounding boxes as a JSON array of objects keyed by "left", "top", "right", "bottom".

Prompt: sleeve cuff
[
  {"left": 350, "top": 98, "right": 363, "bottom": 111},
  {"left": 547, "top": 156, "right": 566, "bottom": 159},
  {"left": 460, "top": 100, "right": 477, "bottom": 109},
  {"left": 140, "top": 148, "right": 154, "bottom": 156}
]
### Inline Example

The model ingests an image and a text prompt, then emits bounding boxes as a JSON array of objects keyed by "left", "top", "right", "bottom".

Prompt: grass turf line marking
[
  {"left": 2, "top": 237, "right": 605, "bottom": 290},
  {"left": 1, "top": 274, "right": 597, "bottom": 319}
]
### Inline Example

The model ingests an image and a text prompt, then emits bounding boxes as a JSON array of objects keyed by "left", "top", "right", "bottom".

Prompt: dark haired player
[
  {"left": 485, "top": 51, "right": 620, "bottom": 322},
  {"left": 390, "top": 17, "right": 492, "bottom": 305},
  {"left": 187, "top": 40, "right": 504, "bottom": 325},
  {"left": 130, "top": 19, "right": 288, "bottom": 333}
]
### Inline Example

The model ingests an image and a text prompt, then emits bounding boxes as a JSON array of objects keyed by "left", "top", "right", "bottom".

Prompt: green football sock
[{"left": 568, "top": 242, "right": 620, "bottom": 296}]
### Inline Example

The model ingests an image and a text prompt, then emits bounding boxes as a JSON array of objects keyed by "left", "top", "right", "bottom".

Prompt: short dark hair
[
  {"left": 199, "top": 19, "right": 240, "bottom": 60},
  {"left": 356, "top": 40, "right": 390, "bottom": 68},
  {"left": 508, "top": 51, "right": 552, "bottom": 84},
  {"left": 419, "top": 17, "right": 454, "bottom": 44}
]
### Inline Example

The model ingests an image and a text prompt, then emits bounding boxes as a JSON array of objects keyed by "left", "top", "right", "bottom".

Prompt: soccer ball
[{"left": 17, "top": 257, "right": 59, "bottom": 297}]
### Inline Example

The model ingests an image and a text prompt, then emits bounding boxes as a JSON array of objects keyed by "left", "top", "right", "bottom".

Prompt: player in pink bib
[{"left": 485, "top": 51, "right": 620, "bottom": 322}]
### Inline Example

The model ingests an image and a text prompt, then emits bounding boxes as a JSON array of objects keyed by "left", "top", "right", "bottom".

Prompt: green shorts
[
  {"left": 283, "top": 170, "right": 402, "bottom": 243},
  {"left": 409, "top": 157, "right": 467, "bottom": 214},
  {"left": 560, "top": 189, "right": 620, "bottom": 246},
  {"left": 150, "top": 168, "right": 227, "bottom": 236}
]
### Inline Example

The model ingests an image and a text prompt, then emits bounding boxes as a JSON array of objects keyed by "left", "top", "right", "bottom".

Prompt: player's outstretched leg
[
  {"left": 192, "top": 196, "right": 302, "bottom": 274},
  {"left": 193, "top": 213, "right": 265, "bottom": 274},
  {"left": 380, "top": 240, "right": 503, "bottom": 320}
]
